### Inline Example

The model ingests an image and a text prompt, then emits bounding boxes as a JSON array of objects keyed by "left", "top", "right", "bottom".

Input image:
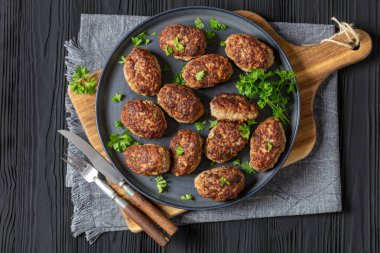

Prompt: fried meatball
[
  {"left": 169, "top": 129, "right": 203, "bottom": 176},
  {"left": 210, "top": 93, "right": 259, "bottom": 122},
  {"left": 124, "top": 144, "right": 170, "bottom": 176},
  {"left": 225, "top": 34, "right": 274, "bottom": 72},
  {"left": 182, "top": 54, "right": 233, "bottom": 89},
  {"left": 123, "top": 48, "right": 161, "bottom": 96},
  {"left": 157, "top": 84, "right": 204, "bottom": 123},
  {"left": 194, "top": 166, "right": 244, "bottom": 202},
  {"left": 205, "top": 121, "right": 248, "bottom": 163},
  {"left": 159, "top": 24, "right": 207, "bottom": 61},
  {"left": 250, "top": 117, "right": 286, "bottom": 172},
  {"left": 121, "top": 99, "right": 167, "bottom": 139}
]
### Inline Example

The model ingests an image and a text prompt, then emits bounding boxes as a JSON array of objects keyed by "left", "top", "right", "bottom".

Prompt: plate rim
[{"left": 95, "top": 6, "right": 300, "bottom": 210}]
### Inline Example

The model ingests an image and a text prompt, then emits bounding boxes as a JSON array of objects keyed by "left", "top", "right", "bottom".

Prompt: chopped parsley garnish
[
  {"left": 195, "top": 70, "right": 206, "bottom": 81},
  {"left": 220, "top": 177, "right": 231, "bottom": 187},
  {"left": 194, "top": 120, "right": 207, "bottom": 131},
  {"left": 175, "top": 146, "right": 185, "bottom": 156},
  {"left": 107, "top": 130, "right": 137, "bottom": 152},
  {"left": 162, "top": 63, "right": 170, "bottom": 73},
  {"left": 236, "top": 69, "right": 296, "bottom": 125},
  {"left": 210, "top": 161, "right": 216, "bottom": 167},
  {"left": 155, "top": 176, "right": 167, "bottom": 193},
  {"left": 118, "top": 55, "right": 127, "bottom": 64},
  {"left": 240, "top": 123, "right": 250, "bottom": 139},
  {"left": 194, "top": 17, "right": 204, "bottom": 29},
  {"left": 247, "top": 119, "right": 257, "bottom": 125},
  {"left": 172, "top": 66, "right": 186, "bottom": 85},
  {"left": 111, "top": 92, "right": 123, "bottom": 102},
  {"left": 209, "top": 120, "right": 218, "bottom": 129},
  {"left": 150, "top": 32, "right": 157, "bottom": 36},
  {"left": 131, "top": 31, "right": 150, "bottom": 46},
  {"left": 173, "top": 37, "right": 185, "bottom": 51},
  {"left": 219, "top": 40, "right": 226, "bottom": 47},
  {"left": 205, "top": 30, "right": 217, "bottom": 45},
  {"left": 210, "top": 17, "right": 227, "bottom": 31},
  {"left": 181, "top": 194, "right": 194, "bottom": 200},
  {"left": 267, "top": 141, "right": 273, "bottom": 151},
  {"left": 69, "top": 66, "right": 97, "bottom": 95},
  {"left": 164, "top": 45, "right": 174, "bottom": 56},
  {"left": 232, "top": 158, "right": 255, "bottom": 174},
  {"left": 115, "top": 120, "right": 123, "bottom": 129}
]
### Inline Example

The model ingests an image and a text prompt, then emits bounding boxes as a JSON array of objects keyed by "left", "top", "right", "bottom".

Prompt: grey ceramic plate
[{"left": 96, "top": 7, "right": 300, "bottom": 210}]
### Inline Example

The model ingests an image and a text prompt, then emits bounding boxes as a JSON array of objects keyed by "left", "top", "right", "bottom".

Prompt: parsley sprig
[
  {"left": 194, "top": 120, "right": 207, "bottom": 131},
  {"left": 107, "top": 130, "right": 138, "bottom": 152},
  {"left": 155, "top": 176, "right": 167, "bottom": 193},
  {"left": 210, "top": 17, "right": 227, "bottom": 31},
  {"left": 205, "top": 30, "right": 216, "bottom": 45},
  {"left": 220, "top": 177, "right": 231, "bottom": 187},
  {"left": 181, "top": 194, "right": 194, "bottom": 200},
  {"left": 69, "top": 66, "right": 97, "bottom": 95},
  {"left": 172, "top": 66, "right": 186, "bottom": 85},
  {"left": 236, "top": 69, "right": 296, "bottom": 125},
  {"left": 131, "top": 31, "right": 151, "bottom": 46},
  {"left": 175, "top": 146, "right": 184, "bottom": 156},
  {"left": 232, "top": 158, "right": 255, "bottom": 174}
]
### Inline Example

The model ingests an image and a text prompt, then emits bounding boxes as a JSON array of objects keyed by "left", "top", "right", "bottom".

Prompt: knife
[{"left": 58, "top": 130, "right": 178, "bottom": 236}]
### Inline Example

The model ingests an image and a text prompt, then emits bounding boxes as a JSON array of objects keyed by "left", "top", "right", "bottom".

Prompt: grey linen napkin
[{"left": 64, "top": 14, "right": 341, "bottom": 243}]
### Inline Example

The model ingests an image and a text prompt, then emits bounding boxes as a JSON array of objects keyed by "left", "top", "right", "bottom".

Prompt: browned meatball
[
  {"left": 124, "top": 144, "right": 170, "bottom": 176},
  {"left": 121, "top": 99, "right": 167, "bottom": 139},
  {"left": 250, "top": 117, "right": 286, "bottom": 172},
  {"left": 169, "top": 129, "right": 203, "bottom": 176},
  {"left": 194, "top": 166, "right": 245, "bottom": 202},
  {"left": 182, "top": 54, "right": 233, "bottom": 89},
  {"left": 123, "top": 48, "right": 161, "bottom": 96},
  {"left": 205, "top": 121, "right": 248, "bottom": 163},
  {"left": 159, "top": 24, "right": 207, "bottom": 61},
  {"left": 210, "top": 93, "right": 259, "bottom": 122},
  {"left": 157, "top": 84, "right": 204, "bottom": 123},
  {"left": 225, "top": 34, "right": 274, "bottom": 72}
]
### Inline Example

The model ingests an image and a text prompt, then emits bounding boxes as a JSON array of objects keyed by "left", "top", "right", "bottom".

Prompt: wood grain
[{"left": 1, "top": 0, "right": 379, "bottom": 252}]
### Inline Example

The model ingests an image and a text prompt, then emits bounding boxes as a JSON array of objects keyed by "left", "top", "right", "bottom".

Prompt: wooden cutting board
[{"left": 67, "top": 11, "right": 372, "bottom": 233}]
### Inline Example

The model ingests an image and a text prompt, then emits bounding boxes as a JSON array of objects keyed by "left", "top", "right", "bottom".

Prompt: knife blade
[{"left": 58, "top": 130, "right": 178, "bottom": 236}]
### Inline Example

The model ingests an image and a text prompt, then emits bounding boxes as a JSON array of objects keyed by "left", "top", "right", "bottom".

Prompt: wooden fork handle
[
  {"left": 121, "top": 185, "right": 178, "bottom": 236},
  {"left": 115, "top": 196, "right": 169, "bottom": 247}
]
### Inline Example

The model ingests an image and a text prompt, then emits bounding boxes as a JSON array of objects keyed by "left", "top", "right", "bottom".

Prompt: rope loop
[{"left": 321, "top": 17, "right": 360, "bottom": 49}]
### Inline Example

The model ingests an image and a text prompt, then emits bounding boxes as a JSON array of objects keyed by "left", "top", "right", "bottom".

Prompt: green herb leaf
[
  {"left": 220, "top": 177, "right": 231, "bottom": 187},
  {"left": 194, "top": 120, "right": 207, "bottom": 131},
  {"left": 172, "top": 65, "right": 186, "bottom": 85},
  {"left": 210, "top": 17, "right": 227, "bottom": 31},
  {"left": 267, "top": 141, "right": 273, "bottom": 151},
  {"left": 240, "top": 123, "right": 250, "bottom": 139},
  {"left": 115, "top": 120, "right": 123, "bottom": 129},
  {"left": 164, "top": 45, "right": 174, "bottom": 56},
  {"left": 209, "top": 120, "right": 218, "bottom": 129},
  {"left": 210, "top": 161, "right": 216, "bottom": 167},
  {"left": 205, "top": 30, "right": 217, "bottom": 45},
  {"left": 69, "top": 66, "right": 97, "bottom": 95},
  {"left": 107, "top": 130, "right": 136, "bottom": 152},
  {"left": 235, "top": 68, "right": 296, "bottom": 125},
  {"left": 162, "top": 63, "right": 170, "bottom": 73},
  {"left": 155, "top": 176, "right": 167, "bottom": 193},
  {"left": 195, "top": 70, "right": 206, "bottom": 81},
  {"left": 173, "top": 37, "right": 185, "bottom": 51},
  {"left": 111, "top": 92, "right": 123, "bottom": 102},
  {"left": 131, "top": 31, "right": 150, "bottom": 46},
  {"left": 118, "top": 55, "right": 127, "bottom": 64},
  {"left": 181, "top": 194, "right": 194, "bottom": 200},
  {"left": 247, "top": 119, "right": 257, "bottom": 125},
  {"left": 194, "top": 17, "right": 204, "bottom": 29},
  {"left": 150, "top": 32, "right": 157, "bottom": 36},
  {"left": 219, "top": 40, "right": 226, "bottom": 47},
  {"left": 232, "top": 158, "right": 255, "bottom": 174},
  {"left": 175, "top": 146, "right": 185, "bottom": 156}
]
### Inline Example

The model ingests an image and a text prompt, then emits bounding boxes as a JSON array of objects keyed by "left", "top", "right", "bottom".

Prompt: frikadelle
[{"left": 64, "top": 14, "right": 341, "bottom": 243}]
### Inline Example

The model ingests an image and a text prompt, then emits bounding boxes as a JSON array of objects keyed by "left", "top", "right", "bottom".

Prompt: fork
[{"left": 62, "top": 153, "right": 169, "bottom": 247}]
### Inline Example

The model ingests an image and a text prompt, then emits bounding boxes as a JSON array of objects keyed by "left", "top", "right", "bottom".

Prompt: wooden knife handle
[
  {"left": 120, "top": 201, "right": 169, "bottom": 247},
  {"left": 122, "top": 185, "right": 178, "bottom": 236}
]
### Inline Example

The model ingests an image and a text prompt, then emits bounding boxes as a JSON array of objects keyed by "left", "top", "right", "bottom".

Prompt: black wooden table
[{"left": 1, "top": 0, "right": 379, "bottom": 252}]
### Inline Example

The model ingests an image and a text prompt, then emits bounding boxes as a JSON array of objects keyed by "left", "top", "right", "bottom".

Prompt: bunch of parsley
[
  {"left": 236, "top": 69, "right": 296, "bottom": 125},
  {"left": 69, "top": 66, "right": 97, "bottom": 95}
]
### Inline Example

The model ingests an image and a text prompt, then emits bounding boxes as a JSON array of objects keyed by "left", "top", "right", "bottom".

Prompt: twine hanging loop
[{"left": 321, "top": 17, "right": 360, "bottom": 49}]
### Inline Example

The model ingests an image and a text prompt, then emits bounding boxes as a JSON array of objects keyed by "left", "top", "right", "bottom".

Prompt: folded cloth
[{"left": 64, "top": 14, "right": 341, "bottom": 243}]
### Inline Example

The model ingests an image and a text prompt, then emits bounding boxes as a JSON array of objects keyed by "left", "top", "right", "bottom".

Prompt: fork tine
[
  {"left": 61, "top": 157, "right": 84, "bottom": 173},
  {"left": 68, "top": 153, "right": 91, "bottom": 168}
]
